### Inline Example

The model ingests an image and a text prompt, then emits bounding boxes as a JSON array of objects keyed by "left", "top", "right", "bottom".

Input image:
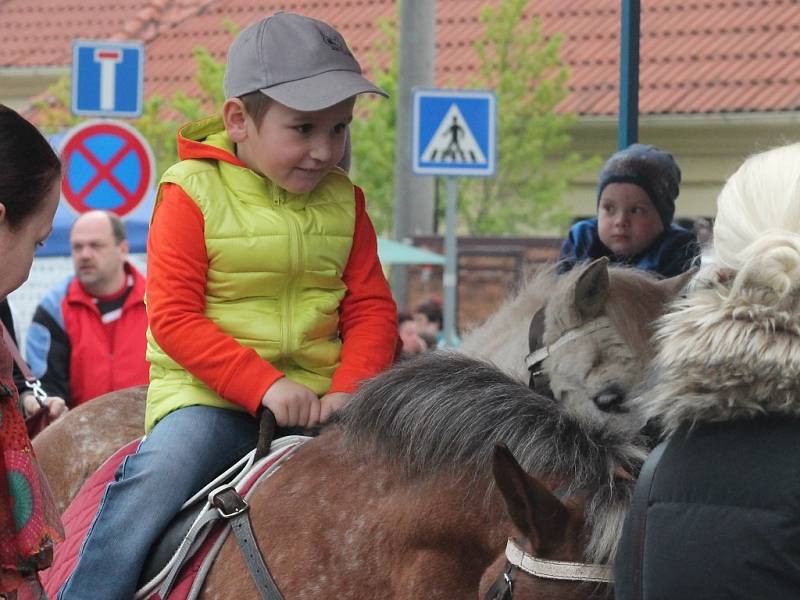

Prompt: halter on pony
[
  {"left": 525, "top": 308, "right": 614, "bottom": 398},
  {"left": 484, "top": 539, "right": 614, "bottom": 600}
]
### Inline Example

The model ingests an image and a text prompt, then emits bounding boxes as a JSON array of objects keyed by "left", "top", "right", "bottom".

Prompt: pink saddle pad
[
  {"left": 39, "top": 438, "right": 301, "bottom": 599},
  {"left": 40, "top": 439, "right": 141, "bottom": 598}
]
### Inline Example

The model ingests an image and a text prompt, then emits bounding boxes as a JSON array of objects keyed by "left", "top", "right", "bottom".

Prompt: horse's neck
[
  {"left": 406, "top": 472, "right": 512, "bottom": 550},
  {"left": 203, "top": 433, "right": 513, "bottom": 599}
]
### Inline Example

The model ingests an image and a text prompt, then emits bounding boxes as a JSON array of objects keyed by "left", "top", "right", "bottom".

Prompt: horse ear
[
  {"left": 492, "top": 443, "right": 569, "bottom": 554},
  {"left": 657, "top": 266, "right": 697, "bottom": 297},
  {"left": 573, "top": 258, "right": 610, "bottom": 320}
]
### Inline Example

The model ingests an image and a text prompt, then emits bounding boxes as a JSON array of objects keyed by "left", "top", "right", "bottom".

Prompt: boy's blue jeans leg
[{"left": 58, "top": 405, "right": 259, "bottom": 600}]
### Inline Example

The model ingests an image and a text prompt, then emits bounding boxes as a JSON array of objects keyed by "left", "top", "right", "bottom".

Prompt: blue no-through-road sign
[
  {"left": 412, "top": 89, "right": 496, "bottom": 177},
  {"left": 72, "top": 40, "right": 144, "bottom": 118},
  {"left": 59, "top": 120, "right": 155, "bottom": 218}
]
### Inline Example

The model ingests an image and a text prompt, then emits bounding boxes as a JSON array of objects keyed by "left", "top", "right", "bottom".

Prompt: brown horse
[
  {"left": 195, "top": 351, "right": 635, "bottom": 598},
  {"left": 33, "top": 386, "right": 147, "bottom": 514},
  {"left": 39, "top": 353, "right": 632, "bottom": 599}
]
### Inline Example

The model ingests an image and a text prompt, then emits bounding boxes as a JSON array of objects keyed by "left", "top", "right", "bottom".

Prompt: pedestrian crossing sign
[{"left": 412, "top": 89, "right": 496, "bottom": 177}]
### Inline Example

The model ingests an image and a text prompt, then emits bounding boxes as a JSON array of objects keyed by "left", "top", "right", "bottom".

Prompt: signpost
[
  {"left": 412, "top": 89, "right": 496, "bottom": 347},
  {"left": 59, "top": 120, "right": 155, "bottom": 218},
  {"left": 72, "top": 40, "right": 144, "bottom": 118}
]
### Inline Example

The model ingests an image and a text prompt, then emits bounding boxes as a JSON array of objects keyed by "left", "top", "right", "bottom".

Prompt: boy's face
[
  {"left": 597, "top": 182, "right": 664, "bottom": 257},
  {"left": 234, "top": 96, "right": 355, "bottom": 194}
]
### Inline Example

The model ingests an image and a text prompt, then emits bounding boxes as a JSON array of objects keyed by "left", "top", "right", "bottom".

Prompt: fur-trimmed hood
[{"left": 634, "top": 275, "right": 800, "bottom": 435}]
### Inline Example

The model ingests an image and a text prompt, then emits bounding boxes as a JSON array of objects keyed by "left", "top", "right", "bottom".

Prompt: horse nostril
[{"left": 594, "top": 385, "right": 626, "bottom": 412}]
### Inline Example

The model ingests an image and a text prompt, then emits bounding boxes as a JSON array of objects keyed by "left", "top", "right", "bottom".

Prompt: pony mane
[
  {"left": 459, "top": 264, "right": 558, "bottom": 377},
  {"left": 337, "top": 351, "right": 646, "bottom": 562}
]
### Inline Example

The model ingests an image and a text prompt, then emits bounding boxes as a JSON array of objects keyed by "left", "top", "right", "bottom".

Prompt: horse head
[
  {"left": 536, "top": 259, "right": 695, "bottom": 435},
  {"left": 481, "top": 443, "right": 612, "bottom": 600}
]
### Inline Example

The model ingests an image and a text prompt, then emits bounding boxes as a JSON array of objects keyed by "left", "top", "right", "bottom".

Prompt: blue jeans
[{"left": 58, "top": 405, "right": 259, "bottom": 600}]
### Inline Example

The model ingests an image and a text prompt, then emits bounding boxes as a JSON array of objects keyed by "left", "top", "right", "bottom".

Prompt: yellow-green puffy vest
[{"left": 145, "top": 117, "right": 355, "bottom": 431}]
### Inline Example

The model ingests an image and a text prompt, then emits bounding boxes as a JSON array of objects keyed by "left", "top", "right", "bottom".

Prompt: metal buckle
[
  {"left": 24, "top": 379, "right": 48, "bottom": 406},
  {"left": 209, "top": 484, "right": 249, "bottom": 519}
]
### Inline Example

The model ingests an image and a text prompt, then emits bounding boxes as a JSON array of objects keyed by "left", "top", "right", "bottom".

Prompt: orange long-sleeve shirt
[{"left": 146, "top": 143, "right": 398, "bottom": 415}]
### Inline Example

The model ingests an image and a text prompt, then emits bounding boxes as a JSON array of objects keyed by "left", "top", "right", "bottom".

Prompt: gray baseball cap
[{"left": 223, "top": 12, "right": 387, "bottom": 111}]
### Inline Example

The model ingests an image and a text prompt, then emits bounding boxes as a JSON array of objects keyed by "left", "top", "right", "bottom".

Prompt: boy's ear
[{"left": 223, "top": 98, "right": 248, "bottom": 143}]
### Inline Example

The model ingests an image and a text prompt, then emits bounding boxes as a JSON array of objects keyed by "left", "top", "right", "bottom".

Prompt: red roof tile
[{"left": 3, "top": 0, "right": 800, "bottom": 116}]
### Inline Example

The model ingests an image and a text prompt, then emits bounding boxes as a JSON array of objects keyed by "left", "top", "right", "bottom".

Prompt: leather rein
[{"left": 525, "top": 308, "right": 613, "bottom": 399}]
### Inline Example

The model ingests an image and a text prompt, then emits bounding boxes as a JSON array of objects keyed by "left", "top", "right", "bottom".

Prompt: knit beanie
[{"left": 596, "top": 143, "right": 682, "bottom": 227}]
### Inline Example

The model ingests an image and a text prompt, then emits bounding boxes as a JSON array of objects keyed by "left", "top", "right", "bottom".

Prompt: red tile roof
[{"left": 3, "top": 0, "right": 800, "bottom": 116}]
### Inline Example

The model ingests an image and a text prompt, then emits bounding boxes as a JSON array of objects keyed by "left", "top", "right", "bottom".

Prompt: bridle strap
[
  {"left": 505, "top": 539, "right": 614, "bottom": 584},
  {"left": 484, "top": 561, "right": 517, "bottom": 600},
  {"left": 525, "top": 316, "right": 613, "bottom": 371}
]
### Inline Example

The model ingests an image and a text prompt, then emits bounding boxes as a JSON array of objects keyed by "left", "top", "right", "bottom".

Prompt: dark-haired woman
[{"left": 0, "top": 104, "right": 64, "bottom": 599}]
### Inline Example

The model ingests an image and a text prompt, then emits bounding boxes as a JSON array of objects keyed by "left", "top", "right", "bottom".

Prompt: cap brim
[{"left": 260, "top": 70, "right": 388, "bottom": 111}]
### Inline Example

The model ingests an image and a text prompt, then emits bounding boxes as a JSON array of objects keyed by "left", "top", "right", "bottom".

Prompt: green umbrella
[{"left": 377, "top": 238, "right": 445, "bottom": 265}]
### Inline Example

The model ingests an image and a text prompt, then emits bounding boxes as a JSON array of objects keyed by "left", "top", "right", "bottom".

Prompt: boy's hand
[
  {"left": 319, "top": 392, "right": 351, "bottom": 424},
  {"left": 21, "top": 392, "right": 68, "bottom": 420},
  {"left": 261, "top": 378, "right": 321, "bottom": 428}
]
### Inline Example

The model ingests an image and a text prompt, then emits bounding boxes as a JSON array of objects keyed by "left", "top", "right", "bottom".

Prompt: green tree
[
  {"left": 170, "top": 46, "right": 226, "bottom": 123},
  {"left": 460, "top": 0, "right": 596, "bottom": 234},
  {"left": 350, "top": 0, "right": 596, "bottom": 236},
  {"left": 348, "top": 19, "right": 398, "bottom": 236}
]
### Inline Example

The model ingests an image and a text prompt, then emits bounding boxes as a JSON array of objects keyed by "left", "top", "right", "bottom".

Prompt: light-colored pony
[{"left": 461, "top": 259, "right": 695, "bottom": 433}]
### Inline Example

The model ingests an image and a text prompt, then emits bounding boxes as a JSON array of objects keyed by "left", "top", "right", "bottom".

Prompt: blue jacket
[{"left": 558, "top": 218, "right": 698, "bottom": 277}]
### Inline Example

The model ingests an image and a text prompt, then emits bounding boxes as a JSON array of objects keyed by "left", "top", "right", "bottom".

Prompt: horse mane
[
  {"left": 459, "top": 264, "right": 557, "bottom": 377},
  {"left": 337, "top": 351, "right": 646, "bottom": 562}
]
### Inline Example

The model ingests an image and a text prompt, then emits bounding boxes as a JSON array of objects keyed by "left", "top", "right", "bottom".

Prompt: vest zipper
[{"left": 280, "top": 192, "right": 303, "bottom": 357}]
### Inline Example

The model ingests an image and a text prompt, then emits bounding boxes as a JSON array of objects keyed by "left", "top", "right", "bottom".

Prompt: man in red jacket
[{"left": 25, "top": 210, "right": 148, "bottom": 408}]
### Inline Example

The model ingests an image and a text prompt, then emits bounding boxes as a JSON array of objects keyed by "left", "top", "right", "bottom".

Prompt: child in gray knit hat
[{"left": 558, "top": 143, "right": 699, "bottom": 277}]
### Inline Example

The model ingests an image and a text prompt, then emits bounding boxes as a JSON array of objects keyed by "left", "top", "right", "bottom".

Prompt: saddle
[
  {"left": 41, "top": 434, "right": 307, "bottom": 600},
  {"left": 136, "top": 436, "right": 306, "bottom": 599}
]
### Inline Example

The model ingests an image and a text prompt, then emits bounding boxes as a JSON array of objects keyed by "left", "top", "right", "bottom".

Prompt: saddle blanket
[{"left": 39, "top": 437, "right": 304, "bottom": 599}]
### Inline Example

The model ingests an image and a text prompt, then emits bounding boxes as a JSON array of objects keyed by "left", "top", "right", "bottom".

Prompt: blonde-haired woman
[{"left": 615, "top": 143, "right": 800, "bottom": 599}]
